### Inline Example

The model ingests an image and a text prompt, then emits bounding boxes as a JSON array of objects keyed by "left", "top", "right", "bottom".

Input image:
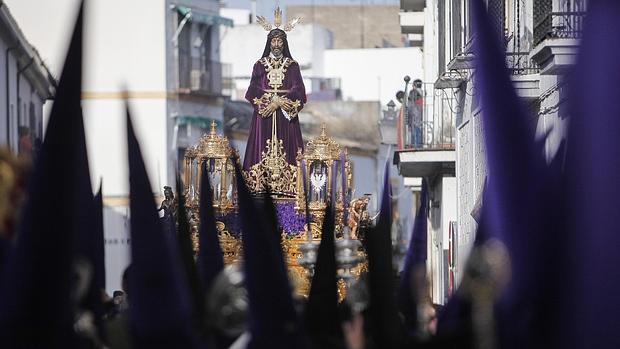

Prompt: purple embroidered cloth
[{"left": 243, "top": 59, "right": 307, "bottom": 170}]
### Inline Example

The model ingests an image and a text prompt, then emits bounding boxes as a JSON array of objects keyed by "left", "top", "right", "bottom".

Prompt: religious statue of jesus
[{"left": 243, "top": 8, "right": 306, "bottom": 172}]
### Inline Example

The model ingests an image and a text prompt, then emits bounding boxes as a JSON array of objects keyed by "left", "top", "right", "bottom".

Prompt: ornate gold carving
[
  {"left": 256, "top": 7, "right": 301, "bottom": 32},
  {"left": 192, "top": 121, "right": 237, "bottom": 160},
  {"left": 253, "top": 92, "right": 301, "bottom": 119},
  {"left": 253, "top": 58, "right": 298, "bottom": 118},
  {"left": 282, "top": 17, "right": 302, "bottom": 32},
  {"left": 188, "top": 209, "right": 200, "bottom": 254},
  {"left": 252, "top": 91, "right": 300, "bottom": 119},
  {"left": 256, "top": 15, "right": 273, "bottom": 31},
  {"left": 274, "top": 7, "right": 283, "bottom": 28},
  {"left": 183, "top": 121, "right": 238, "bottom": 215},
  {"left": 253, "top": 92, "right": 275, "bottom": 118},
  {"left": 281, "top": 232, "right": 312, "bottom": 298},
  {"left": 216, "top": 221, "right": 243, "bottom": 265},
  {"left": 337, "top": 279, "right": 347, "bottom": 303},
  {"left": 279, "top": 96, "right": 302, "bottom": 118},
  {"left": 243, "top": 138, "right": 298, "bottom": 197},
  {"left": 304, "top": 222, "right": 323, "bottom": 240},
  {"left": 304, "top": 124, "right": 342, "bottom": 162},
  {"left": 295, "top": 124, "right": 354, "bottom": 235},
  {"left": 260, "top": 57, "right": 292, "bottom": 90},
  {"left": 281, "top": 228, "right": 368, "bottom": 299},
  {"left": 180, "top": 116, "right": 369, "bottom": 302}
]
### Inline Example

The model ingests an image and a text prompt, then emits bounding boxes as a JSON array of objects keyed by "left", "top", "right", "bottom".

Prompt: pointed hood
[
  {"left": 176, "top": 176, "right": 207, "bottom": 332},
  {"left": 234, "top": 165, "right": 304, "bottom": 349},
  {"left": 435, "top": 207, "right": 491, "bottom": 341},
  {"left": 561, "top": 1, "right": 620, "bottom": 347},
  {"left": 0, "top": 3, "right": 88, "bottom": 346},
  {"left": 76, "top": 181, "right": 105, "bottom": 338},
  {"left": 262, "top": 189, "right": 282, "bottom": 246},
  {"left": 365, "top": 161, "right": 404, "bottom": 346},
  {"left": 126, "top": 108, "right": 196, "bottom": 348},
  {"left": 471, "top": 0, "right": 549, "bottom": 248},
  {"left": 93, "top": 183, "right": 106, "bottom": 292},
  {"left": 397, "top": 179, "right": 428, "bottom": 334},
  {"left": 0, "top": 236, "right": 7, "bottom": 281},
  {"left": 197, "top": 161, "right": 224, "bottom": 295},
  {"left": 306, "top": 204, "right": 344, "bottom": 348},
  {"left": 469, "top": 0, "right": 561, "bottom": 346}
]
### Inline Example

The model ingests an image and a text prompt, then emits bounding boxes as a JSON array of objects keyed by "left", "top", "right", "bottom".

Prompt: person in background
[
  {"left": 105, "top": 266, "right": 132, "bottom": 349},
  {"left": 18, "top": 127, "right": 33, "bottom": 156},
  {"left": 409, "top": 79, "right": 424, "bottom": 148}
]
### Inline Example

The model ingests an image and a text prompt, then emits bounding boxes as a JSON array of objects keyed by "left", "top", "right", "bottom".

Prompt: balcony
[
  {"left": 400, "top": 0, "right": 425, "bottom": 12},
  {"left": 399, "top": 82, "right": 456, "bottom": 151},
  {"left": 534, "top": 11, "right": 586, "bottom": 46},
  {"left": 394, "top": 82, "right": 456, "bottom": 179},
  {"left": 506, "top": 52, "right": 540, "bottom": 75},
  {"left": 400, "top": 11, "right": 424, "bottom": 34},
  {"left": 179, "top": 56, "right": 231, "bottom": 96},
  {"left": 394, "top": 149, "right": 456, "bottom": 178},
  {"left": 531, "top": 11, "right": 586, "bottom": 75},
  {"left": 507, "top": 52, "right": 541, "bottom": 100},
  {"left": 399, "top": 10, "right": 425, "bottom": 47}
]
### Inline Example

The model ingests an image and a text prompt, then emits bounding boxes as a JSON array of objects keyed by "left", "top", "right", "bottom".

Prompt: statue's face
[{"left": 270, "top": 36, "right": 284, "bottom": 57}]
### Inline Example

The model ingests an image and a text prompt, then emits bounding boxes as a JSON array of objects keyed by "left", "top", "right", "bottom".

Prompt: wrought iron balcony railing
[
  {"left": 399, "top": 82, "right": 457, "bottom": 151},
  {"left": 506, "top": 52, "right": 540, "bottom": 75},
  {"left": 534, "top": 11, "right": 587, "bottom": 46}
]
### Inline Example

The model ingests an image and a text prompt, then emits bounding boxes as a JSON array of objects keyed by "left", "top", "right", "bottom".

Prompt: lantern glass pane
[{"left": 309, "top": 160, "right": 328, "bottom": 203}]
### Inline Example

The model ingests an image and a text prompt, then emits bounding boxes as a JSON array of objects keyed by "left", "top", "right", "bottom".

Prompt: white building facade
[
  {"left": 0, "top": 3, "right": 55, "bottom": 155},
  {"left": 395, "top": 0, "right": 460, "bottom": 305},
  {"left": 402, "top": 0, "right": 586, "bottom": 304},
  {"left": 7, "top": 0, "right": 232, "bottom": 293}
]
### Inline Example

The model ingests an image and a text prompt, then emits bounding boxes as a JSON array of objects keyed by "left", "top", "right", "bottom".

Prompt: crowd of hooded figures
[{"left": 2, "top": 0, "right": 620, "bottom": 348}]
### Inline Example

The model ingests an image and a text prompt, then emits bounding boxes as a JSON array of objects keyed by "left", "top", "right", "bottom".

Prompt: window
[{"left": 178, "top": 20, "right": 214, "bottom": 92}]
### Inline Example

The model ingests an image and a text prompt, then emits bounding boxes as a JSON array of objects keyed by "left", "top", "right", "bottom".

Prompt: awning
[
  {"left": 176, "top": 115, "right": 222, "bottom": 130},
  {"left": 174, "top": 5, "right": 234, "bottom": 28}
]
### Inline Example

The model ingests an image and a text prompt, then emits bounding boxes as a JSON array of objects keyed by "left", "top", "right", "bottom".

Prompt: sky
[
  {"left": 4, "top": 0, "right": 399, "bottom": 76},
  {"left": 5, "top": 0, "right": 82, "bottom": 76},
  {"left": 224, "top": 0, "right": 399, "bottom": 17}
]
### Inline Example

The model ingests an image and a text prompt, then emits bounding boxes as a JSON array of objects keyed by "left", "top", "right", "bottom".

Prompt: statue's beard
[{"left": 271, "top": 47, "right": 283, "bottom": 58}]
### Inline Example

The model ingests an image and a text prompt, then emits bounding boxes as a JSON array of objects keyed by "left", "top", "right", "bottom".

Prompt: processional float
[{"left": 182, "top": 121, "right": 370, "bottom": 298}]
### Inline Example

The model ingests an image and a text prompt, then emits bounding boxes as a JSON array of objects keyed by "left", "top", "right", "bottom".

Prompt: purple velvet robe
[{"left": 243, "top": 58, "right": 306, "bottom": 170}]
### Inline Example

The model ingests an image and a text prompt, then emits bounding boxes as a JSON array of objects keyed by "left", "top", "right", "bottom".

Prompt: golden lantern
[
  {"left": 183, "top": 121, "right": 241, "bottom": 263},
  {"left": 280, "top": 123, "right": 361, "bottom": 298},
  {"left": 296, "top": 123, "right": 352, "bottom": 231}
]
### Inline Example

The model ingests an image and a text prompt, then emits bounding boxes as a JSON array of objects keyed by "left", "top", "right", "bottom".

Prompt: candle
[
  {"left": 340, "top": 151, "right": 348, "bottom": 223},
  {"left": 331, "top": 161, "right": 337, "bottom": 207},
  {"left": 301, "top": 160, "right": 308, "bottom": 198},
  {"left": 301, "top": 160, "right": 310, "bottom": 241}
]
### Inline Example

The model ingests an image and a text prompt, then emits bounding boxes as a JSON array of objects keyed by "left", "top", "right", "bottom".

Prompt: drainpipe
[
  {"left": 16, "top": 58, "right": 35, "bottom": 150},
  {"left": 171, "top": 8, "right": 192, "bottom": 177},
  {"left": 5, "top": 46, "right": 16, "bottom": 147}
]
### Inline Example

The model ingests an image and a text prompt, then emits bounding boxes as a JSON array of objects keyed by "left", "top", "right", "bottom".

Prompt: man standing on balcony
[
  {"left": 243, "top": 8, "right": 306, "bottom": 171},
  {"left": 409, "top": 79, "right": 424, "bottom": 148}
]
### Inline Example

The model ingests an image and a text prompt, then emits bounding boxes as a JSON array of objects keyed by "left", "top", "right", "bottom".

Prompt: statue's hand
[
  {"left": 280, "top": 99, "right": 294, "bottom": 110},
  {"left": 264, "top": 101, "right": 278, "bottom": 116}
]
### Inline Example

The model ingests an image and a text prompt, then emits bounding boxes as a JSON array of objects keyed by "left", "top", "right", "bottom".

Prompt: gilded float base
[{"left": 189, "top": 211, "right": 367, "bottom": 299}]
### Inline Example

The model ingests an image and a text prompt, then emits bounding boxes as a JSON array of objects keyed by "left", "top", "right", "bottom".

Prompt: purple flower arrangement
[
  {"left": 215, "top": 211, "right": 242, "bottom": 238},
  {"left": 214, "top": 201, "right": 306, "bottom": 238},
  {"left": 275, "top": 202, "right": 306, "bottom": 235}
]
